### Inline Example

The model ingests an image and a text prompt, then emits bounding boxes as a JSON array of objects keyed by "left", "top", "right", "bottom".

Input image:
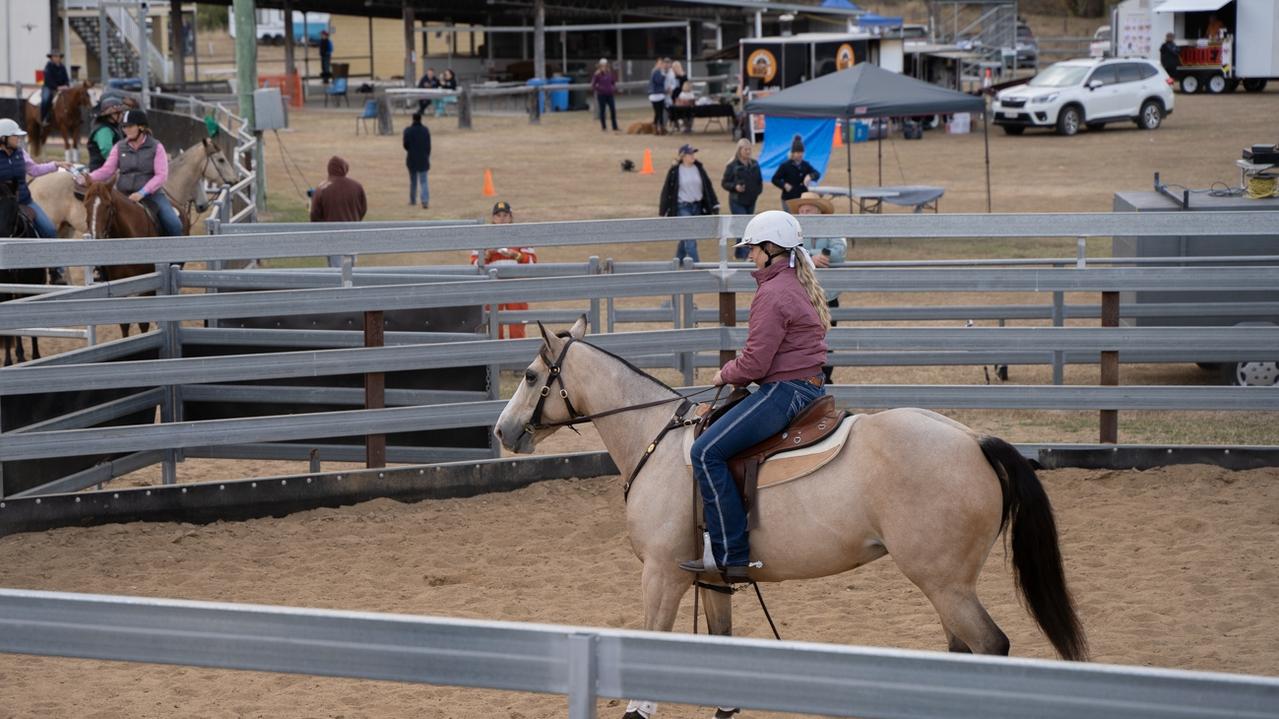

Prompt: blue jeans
[
  {"left": 41, "top": 86, "right": 55, "bottom": 121},
  {"left": 23, "top": 201, "right": 58, "bottom": 238},
  {"left": 144, "top": 192, "right": 183, "bottom": 237},
  {"left": 675, "top": 202, "right": 701, "bottom": 263},
  {"left": 729, "top": 199, "right": 756, "bottom": 259},
  {"left": 409, "top": 170, "right": 429, "bottom": 205},
  {"left": 690, "top": 378, "right": 824, "bottom": 567}
]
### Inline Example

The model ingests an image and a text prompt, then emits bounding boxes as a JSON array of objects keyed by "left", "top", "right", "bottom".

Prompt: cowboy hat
[{"left": 786, "top": 191, "right": 834, "bottom": 215}]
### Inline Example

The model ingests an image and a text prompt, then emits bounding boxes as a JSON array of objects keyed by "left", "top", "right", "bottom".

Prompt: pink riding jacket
[{"left": 720, "top": 259, "right": 828, "bottom": 386}]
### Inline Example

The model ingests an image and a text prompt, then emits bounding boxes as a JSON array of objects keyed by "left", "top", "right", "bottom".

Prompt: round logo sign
[
  {"left": 746, "top": 48, "right": 778, "bottom": 83},
  {"left": 836, "top": 43, "right": 857, "bottom": 70}
]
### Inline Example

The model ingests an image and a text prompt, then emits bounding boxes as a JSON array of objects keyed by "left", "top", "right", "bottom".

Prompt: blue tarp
[
  {"left": 858, "top": 13, "right": 903, "bottom": 27},
  {"left": 758, "top": 117, "right": 836, "bottom": 186}
]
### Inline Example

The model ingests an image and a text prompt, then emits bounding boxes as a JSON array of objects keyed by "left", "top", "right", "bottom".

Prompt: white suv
[{"left": 993, "top": 58, "right": 1174, "bottom": 136}]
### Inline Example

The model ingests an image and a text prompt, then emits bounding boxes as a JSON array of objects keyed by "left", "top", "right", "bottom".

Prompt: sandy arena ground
[{"left": 6, "top": 28, "right": 1279, "bottom": 715}]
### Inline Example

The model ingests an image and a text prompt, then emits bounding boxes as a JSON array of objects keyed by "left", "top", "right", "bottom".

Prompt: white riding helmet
[
  {"left": 733, "top": 210, "right": 803, "bottom": 249},
  {"left": 0, "top": 118, "right": 28, "bottom": 138}
]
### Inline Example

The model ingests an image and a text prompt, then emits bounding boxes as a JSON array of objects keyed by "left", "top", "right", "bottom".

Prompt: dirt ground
[{"left": 1, "top": 462, "right": 1277, "bottom": 718}]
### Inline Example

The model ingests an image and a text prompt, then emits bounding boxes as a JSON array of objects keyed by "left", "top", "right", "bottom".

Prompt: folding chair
[
  {"left": 324, "top": 77, "right": 349, "bottom": 108},
  {"left": 356, "top": 99, "right": 377, "bottom": 135}
]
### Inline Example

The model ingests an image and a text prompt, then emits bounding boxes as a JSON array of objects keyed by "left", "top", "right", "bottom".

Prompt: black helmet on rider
[{"left": 121, "top": 109, "right": 149, "bottom": 128}]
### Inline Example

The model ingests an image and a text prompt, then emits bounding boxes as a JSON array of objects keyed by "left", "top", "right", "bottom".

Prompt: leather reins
[{"left": 525, "top": 336, "right": 709, "bottom": 501}]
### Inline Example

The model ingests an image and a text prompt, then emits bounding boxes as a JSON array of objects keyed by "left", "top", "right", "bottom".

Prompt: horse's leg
[
  {"left": 30, "top": 336, "right": 40, "bottom": 361},
  {"left": 699, "top": 585, "right": 742, "bottom": 719},
  {"left": 943, "top": 626, "right": 972, "bottom": 654},
  {"left": 622, "top": 563, "right": 693, "bottom": 719},
  {"left": 13, "top": 334, "right": 26, "bottom": 364},
  {"left": 2, "top": 337, "right": 12, "bottom": 367},
  {"left": 119, "top": 323, "right": 131, "bottom": 338},
  {"left": 139, "top": 322, "right": 150, "bottom": 334},
  {"left": 925, "top": 586, "right": 1010, "bottom": 656}
]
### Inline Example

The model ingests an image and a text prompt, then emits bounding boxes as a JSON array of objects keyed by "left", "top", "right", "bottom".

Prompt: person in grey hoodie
[{"left": 679, "top": 211, "right": 831, "bottom": 582}]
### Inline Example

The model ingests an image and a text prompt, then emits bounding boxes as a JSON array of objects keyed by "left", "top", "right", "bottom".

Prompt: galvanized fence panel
[{"left": 0, "top": 589, "right": 1274, "bottom": 719}]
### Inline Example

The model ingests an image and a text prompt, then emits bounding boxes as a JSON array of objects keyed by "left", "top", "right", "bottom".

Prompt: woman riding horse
[
  {"left": 88, "top": 99, "right": 126, "bottom": 172},
  {"left": 0, "top": 117, "right": 72, "bottom": 240},
  {"left": 40, "top": 49, "right": 71, "bottom": 125},
  {"left": 680, "top": 211, "right": 832, "bottom": 582},
  {"left": 79, "top": 109, "right": 183, "bottom": 237}
]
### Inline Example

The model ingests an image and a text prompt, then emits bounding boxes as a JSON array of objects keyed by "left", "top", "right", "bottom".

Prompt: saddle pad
[{"left": 683, "top": 414, "right": 861, "bottom": 489}]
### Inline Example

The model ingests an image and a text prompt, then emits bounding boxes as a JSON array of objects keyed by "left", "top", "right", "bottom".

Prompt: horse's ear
[
  {"left": 569, "top": 314, "right": 589, "bottom": 340},
  {"left": 537, "top": 321, "right": 563, "bottom": 358},
  {"left": 202, "top": 137, "right": 212, "bottom": 149}
]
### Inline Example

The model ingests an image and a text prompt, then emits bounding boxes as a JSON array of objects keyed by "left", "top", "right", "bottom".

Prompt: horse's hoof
[
  {"left": 622, "top": 712, "right": 645, "bottom": 719},
  {"left": 714, "top": 709, "right": 741, "bottom": 719}
]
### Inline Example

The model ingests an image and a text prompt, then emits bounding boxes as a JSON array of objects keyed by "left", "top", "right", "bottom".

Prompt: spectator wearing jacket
[
  {"left": 591, "top": 59, "right": 619, "bottom": 132},
  {"left": 647, "top": 58, "right": 671, "bottom": 133},
  {"left": 41, "top": 50, "right": 71, "bottom": 124},
  {"left": 659, "top": 144, "right": 720, "bottom": 263},
  {"left": 310, "top": 156, "right": 367, "bottom": 267},
  {"left": 722, "top": 139, "right": 763, "bottom": 258},
  {"left": 417, "top": 67, "right": 440, "bottom": 113},
  {"left": 402, "top": 113, "right": 432, "bottom": 209},
  {"left": 771, "top": 134, "right": 820, "bottom": 202}
]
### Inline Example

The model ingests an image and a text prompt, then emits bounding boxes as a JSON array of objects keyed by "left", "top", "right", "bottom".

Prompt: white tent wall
[
  {"left": 1, "top": 1, "right": 54, "bottom": 85},
  {"left": 1236, "top": 0, "right": 1279, "bottom": 77}
]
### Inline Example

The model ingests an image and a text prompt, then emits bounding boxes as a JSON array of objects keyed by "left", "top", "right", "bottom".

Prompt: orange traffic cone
[
  {"left": 832, "top": 121, "right": 844, "bottom": 149},
  {"left": 639, "top": 148, "right": 654, "bottom": 175},
  {"left": 482, "top": 168, "right": 496, "bottom": 197}
]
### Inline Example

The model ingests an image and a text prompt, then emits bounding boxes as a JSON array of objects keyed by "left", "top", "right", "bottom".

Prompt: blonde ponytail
[{"left": 793, "top": 256, "right": 832, "bottom": 330}]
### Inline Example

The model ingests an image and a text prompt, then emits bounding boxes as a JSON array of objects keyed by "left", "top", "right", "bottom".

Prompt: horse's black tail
[{"left": 978, "top": 435, "right": 1089, "bottom": 662}]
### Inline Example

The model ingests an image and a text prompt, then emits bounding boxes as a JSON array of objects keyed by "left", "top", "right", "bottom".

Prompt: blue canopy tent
[
  {"left": 820, "top": 0, "right": 902, "bottom": 27},
  {"left": 745, "top": 62, "right": 992, "bottom": 212}
]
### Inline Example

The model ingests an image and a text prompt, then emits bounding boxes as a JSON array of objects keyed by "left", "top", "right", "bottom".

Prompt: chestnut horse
[
  {"left": 24, "top": 81, "right": 93, "bottom": 161},
  {"left": 495, "top": 317, "right": 1088, "bottom": 719},
  {"left": 82, "top": 179, "right": 185, "bottom": 337}
]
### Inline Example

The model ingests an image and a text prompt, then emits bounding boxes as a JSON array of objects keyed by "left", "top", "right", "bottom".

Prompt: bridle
[{"left": 524, "top": 335, "right": 711, "bottom": 500}]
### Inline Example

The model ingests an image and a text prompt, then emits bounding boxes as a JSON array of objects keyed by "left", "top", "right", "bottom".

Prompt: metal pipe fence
[{"left": 0, "top": 588, "right": 1275, "bottom": 719}]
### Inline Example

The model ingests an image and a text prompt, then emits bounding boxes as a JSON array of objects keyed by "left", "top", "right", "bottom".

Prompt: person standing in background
[
  {"left": 721, "top": 139, "right": 763, "bottom": 259},
  {"left": 591, "top": 59, "right": 619, "bottom": 132},
  {"left": 319, "top": 30, "right": 334, "bottom": 83},
  {"left": 310, "top": 156, "right": 367, "bottom": 267},
  {"left": 647, "top": 58, "right": 670, "bottom": 134},
  {"left": 771, "top": 135, "right": 820, "bottom": 203},
  {"left": 1159, "top": 33, "right": 1180, "bottom": 76},
  {"left": 659, "top": 144, "right": 720, "bottom": 263},
  {"left": 402, "top": 113, "right": 431, "bottom": 209}
]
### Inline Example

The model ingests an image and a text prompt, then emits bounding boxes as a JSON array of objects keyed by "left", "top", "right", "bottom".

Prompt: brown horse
[
  {"left": 23, "top": 81, "right": 93, "bottom": 161},
  {"left": 0, "top": 184, "right": 50, "bottom": 365},
  {"left": 82, "top": 178, "right": 179, "bottom": 337}
]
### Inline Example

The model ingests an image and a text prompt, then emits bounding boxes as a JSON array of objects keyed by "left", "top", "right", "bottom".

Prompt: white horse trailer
[{"left": 1115, "top": 0, "right": 1279, "bottom": 94}]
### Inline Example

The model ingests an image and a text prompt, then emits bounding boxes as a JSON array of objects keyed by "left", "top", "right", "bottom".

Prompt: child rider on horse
[
  {"left": 680, "top": 210, "right": 831, "bottom": 582},
  {"left": 79, "top": 109, "right": 183, "bottom": 237}
]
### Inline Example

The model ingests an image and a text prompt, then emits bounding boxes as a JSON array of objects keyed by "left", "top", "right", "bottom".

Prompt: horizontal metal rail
[
  {"left": 2, "top": 212, "right": 1276, "bottom": 268},
  {"left": 2, "top": 386, "right": 1275, "bottom": 462},
  {"left": 7, "top": 450, "right": 166, "bottom": 498},
  {"left": 214, "top": 219, "right": 482, "bottom": 233},
  {"left": 183, "top": 385, "right": 489, "bottom": 407},
  {"left": 0, "top": 589, "right": 1274, "bottom": 719},
  {"left": 3, "top": 268, "right": 1278, "bottom": 331},
  {"left": 2, "top": 326, "right": 1274, "bottom": 395},
  {"left": 185, "top": 444, "right": 493, "bottom": 465}
]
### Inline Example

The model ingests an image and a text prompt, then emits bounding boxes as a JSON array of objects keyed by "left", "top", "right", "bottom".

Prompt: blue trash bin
[
  {"left": 852, "top": 120, "right": 870, "bottom": 143},
  {"left": 548, "top": 75, "right": 570, "bottom": 112},
  {"left": 526, "top": 77, "right": 546, "bottom": 114}
]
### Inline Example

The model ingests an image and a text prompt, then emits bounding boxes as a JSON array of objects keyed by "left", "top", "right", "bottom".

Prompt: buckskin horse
[
  {"left": 24, "top": 81, "right": 93, "bottom": 161},
  {"left": 0, "top": 184, "right": 51, "bottom": 365},
  {"left": 495, "top": 316, "right": 1088, "bottom": 719}
]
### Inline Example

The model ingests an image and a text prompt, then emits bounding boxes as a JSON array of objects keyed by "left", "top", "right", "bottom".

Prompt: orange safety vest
[{"left": 470, "top": 248, "right": 538, "bottom": 338}]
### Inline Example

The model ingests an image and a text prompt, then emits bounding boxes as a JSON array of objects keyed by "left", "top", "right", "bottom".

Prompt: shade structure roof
[
  {"left": 1153, "top": 0, "right": 1232, "bottom": 13},
  {"left": 744, "top": 62, "right": 985, "bottom": 118}
]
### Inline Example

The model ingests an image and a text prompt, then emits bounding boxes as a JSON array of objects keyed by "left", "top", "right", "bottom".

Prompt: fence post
[
  {"left": 487, "top": 268, "right": 501, "bottom": 402},
  {"left": 605, "top": 258, "right": 616, "bottom": 334},
  {"left": 1100, "top": 291, "right": 1119, "bottom": 443},
  {"left": 364, "top": 309, "right": 386, "bottom": 469},
  {"left": 681, "top": 258, "right": 695, "bottom": 386},
  {"left": 458, "top": 84, "right": 472, "bottom": 130},
  {"left": 567, "top": 633, "right": 598, "bottom": 719},
  {"left": 587, "top": 256, "right": 601, "bottom": 333},
  {"left": 1052, "top": 260, "right": 1065, "bottom": 386},
  {"left": 718, "top": 214, "right": 736, "bottom": 368},
  {"left": 158, "top": 263, "right": 183, "bottom": 485},
  {"left": 528, "top": 87, "right": 541, "bottom": 125}
]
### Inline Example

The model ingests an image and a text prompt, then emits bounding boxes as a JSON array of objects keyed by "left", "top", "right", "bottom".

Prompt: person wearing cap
[
  {"left": 80, "top": 109, "right": 183, "bottom": 237},
  {"left": 788, "top": 192, "right": 848, "bottom": 383},
  {"left": 721, "top": 138, "right": 763, "bottom": 258},
  {"left": 680, "top": 210, "right": 830, "bottom": 582},
  {"left": 41, "top": 50, "right": 71, "bottom": 124},
  {"left": 771, "top": 134, "right": 821, "bottom": 203},
  {"left": 88, "top": 100, "right": 126, "bottom": 172},
  {"left": 658, "top": 144, "right": 720, "bottom": 263},
  {"left": 0, "top": 118, "right": 72, "bottom": 239},
  {"left": 319, "top": 30, "right": 334, "bottom": 83},
  {"left": 590, "top": 58, "right": 619, "bottom": 132},
  {"left": 471, "top": 202, "right": 537, "bottom": 339}
]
